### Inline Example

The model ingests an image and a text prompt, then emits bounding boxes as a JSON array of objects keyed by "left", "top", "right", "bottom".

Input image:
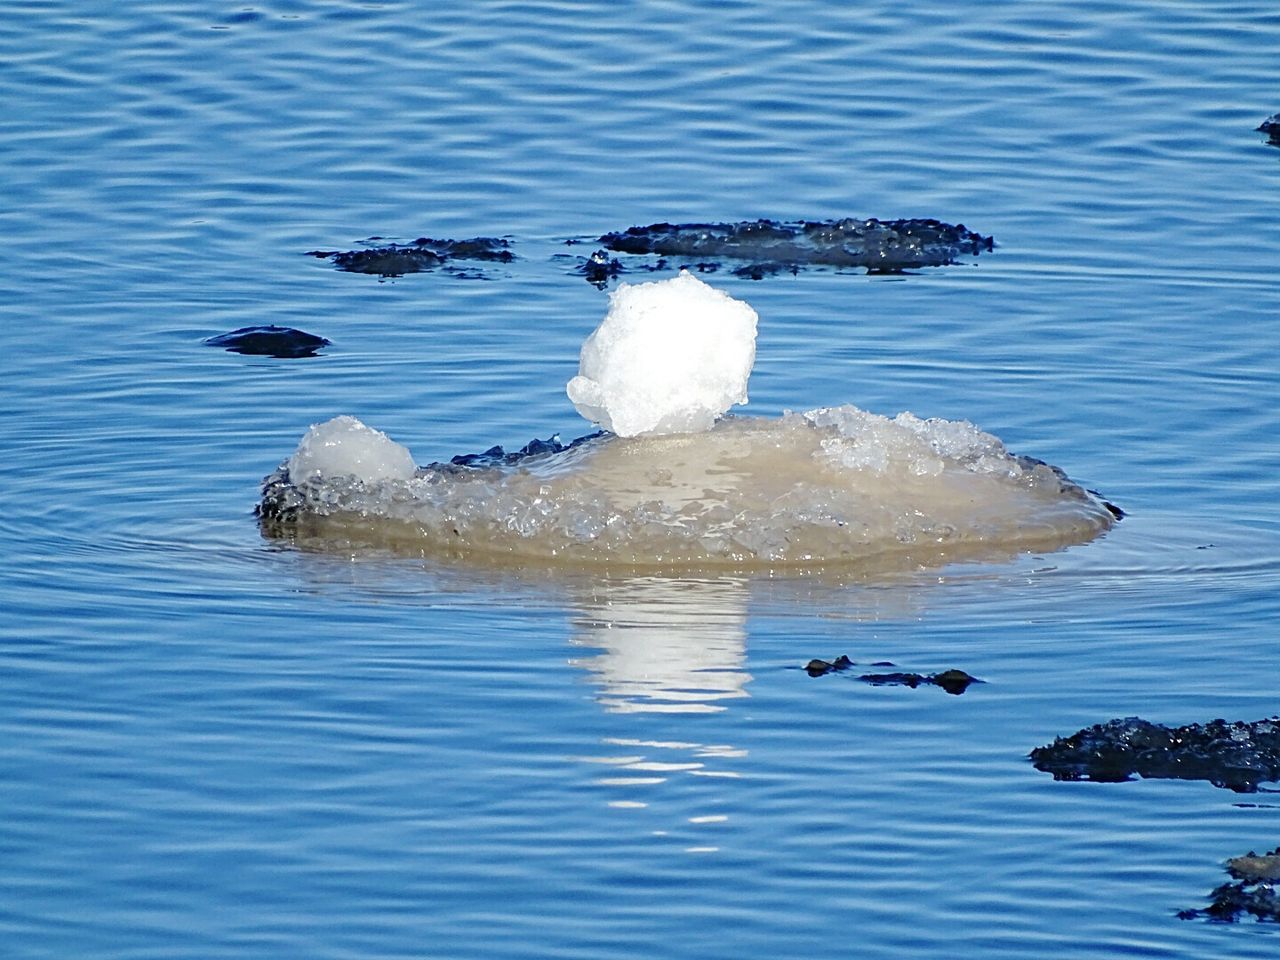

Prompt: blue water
[{"left": 4, "top": 2, "right": 1280, "bottom": 956}]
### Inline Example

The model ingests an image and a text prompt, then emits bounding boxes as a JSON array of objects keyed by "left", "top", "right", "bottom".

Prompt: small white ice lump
[
  {"left": 287, "top": 415, "right": 417, "bottom": 484},
  {"left": 566, "top": 271, "right": 758, "bottom": 437}
]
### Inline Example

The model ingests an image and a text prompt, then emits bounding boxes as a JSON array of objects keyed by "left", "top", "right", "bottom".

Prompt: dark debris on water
[
  {"left": 1179, "top": 847, "right": 1280, "bottom": 922},
  {"left": 564, "top": 248, "right": 798, "bottom": 287},
  {"left": 1030, "top": 716, "right": 1280, "bottom": 792},
  {"left": 308, "top": 236, "right": 514, "bottom": 277},
  {"left": 1258, "top": 114, "right": 1280, "bottom": 145},
  {"left": 574, "top": 249, "right": 627, "bottom": 288},
  {"left": 310, "top": 218, "right": 996, "bottom": 283},
  {"left": 205, "top": 325, "right": 330, "bottom": 358},
  {"left": 598, "top": 217, "right": 994, "bottom": 275},
  {"left": 439, "top": 431, "right": 604, "bottom": 470},
  {"left": 804, "top": 656, "right": 982, "bottom": 694}
]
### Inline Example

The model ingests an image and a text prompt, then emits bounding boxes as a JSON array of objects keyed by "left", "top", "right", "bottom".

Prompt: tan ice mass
[{"left": 259, "top": 406, "right": 1117, "bottom": 572}]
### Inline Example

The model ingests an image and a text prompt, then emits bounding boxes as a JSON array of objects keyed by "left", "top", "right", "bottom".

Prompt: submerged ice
[
  {"left": 566, "top": 272, "right": 757, "bottom": 437},
  {"left": 259, "top": 273, "right": 1116, "bottom": 570}
]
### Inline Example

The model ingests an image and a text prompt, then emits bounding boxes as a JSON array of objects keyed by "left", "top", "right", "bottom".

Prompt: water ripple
[{"left": 4, "top": 2, "right": 1280, "bottom": 958}]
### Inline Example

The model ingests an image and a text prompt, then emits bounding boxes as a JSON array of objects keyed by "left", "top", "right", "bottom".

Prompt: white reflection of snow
[
  {"left": 568, "top": 577, "right": 751, "bottom": 843},
  {"left": 568, "top": 576, "right": 751, "bottom": 714}
]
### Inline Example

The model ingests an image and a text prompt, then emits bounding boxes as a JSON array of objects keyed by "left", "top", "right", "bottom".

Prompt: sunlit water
[{"left": 4, "top": 2, "right": 1280, "bottom": 957}]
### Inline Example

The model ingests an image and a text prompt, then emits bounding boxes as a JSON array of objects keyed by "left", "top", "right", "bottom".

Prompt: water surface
[{"left": 4, "top": 2, "right": 1280, "bottom": 957}]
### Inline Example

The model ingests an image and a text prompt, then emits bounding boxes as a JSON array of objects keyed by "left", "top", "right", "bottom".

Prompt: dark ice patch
[
  {"left": 597, "top": 218, "right": 994, "bottom": 275},
  {"left": 573, "top": 249, "right": 627, "bottom": 288},
  {"left": 205, "top": 325, "right": 330, "bottom": 358},
  {"left": 309, "top": 236, "right": 513, "bottom": 278},
  {"left": 561, "top": 249, "right": 749, "bottom": 287},
  {"left": 442, "top": 431, "right": 604, "bottom": 470},
  {"left": 730, "top": 261, "right": 800, "bottom": 280},
  {"left": 859, "top": 668, "right": 981, "bottom": 695},
  {"left": 1258, "top": 114, "right": 1280, "bottom": 145},
  {"left": 321, "top": 246, "right": 443, "bottom": 276},
  {"left": 1179, "top": 848, "right": 1280, "bottom": 922},
  {"left": 805, "top": 655, "right": 854, "bottom": 677},
  {"left": 1030, "top": 716, "right": 1280, "bottom": 792},
  {"left": 804, "top": 656, "right": 981, "bottom": 693}
]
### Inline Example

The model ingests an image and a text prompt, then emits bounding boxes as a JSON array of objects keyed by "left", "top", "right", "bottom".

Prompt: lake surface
[{"left": 4, "top": 1, "right": 1280, "bottom": 956}]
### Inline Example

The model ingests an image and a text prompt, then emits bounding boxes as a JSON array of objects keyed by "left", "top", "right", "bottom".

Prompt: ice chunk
[
  {"left": 805, "top": 407, "right": 1019, "bottom": 478},
  {"left": 566, "top": 271, "right": 758, "bottom": 437},
  {"left": 287, "top": 415, "right": 417, "bottom": 484},
  {"left": 261, "top": 408, "right": 1119, "bottom": 570}
]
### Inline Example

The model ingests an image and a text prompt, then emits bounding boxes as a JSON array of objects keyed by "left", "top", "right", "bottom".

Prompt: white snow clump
[
  {"left": 287, "top": 415, "right": 417, "bottom": 484},
  {"left": 566, "top": 271, "right": 758, "bottom": 437}
]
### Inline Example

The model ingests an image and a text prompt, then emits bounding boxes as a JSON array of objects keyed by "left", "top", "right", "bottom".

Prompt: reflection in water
[
  {"left": 569, "top": 576, "right": 751, "bottom": 714},
  {"left": 569, "top": 577, "right": 751, "bottom": 847},
  {"left": 580, "top": 738, "right": 746, "bottom": 789}
]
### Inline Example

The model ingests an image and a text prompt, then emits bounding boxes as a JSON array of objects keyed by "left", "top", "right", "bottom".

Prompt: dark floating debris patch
[
  {"left": 597, "top": 218, "right": 994, "bottom": 276},
  {"left": 805, "top": 655, "right": 855, "bottom": 677},
  {"left": 861, "top": 669, "right": 981, "bottom": 695},
  {"left": 321, "top": 246, "right": 441, "bottom": 276},
  {"left": 314, "top": 220, "right": 992, "bottom": 282},
  {"left": 1179, "top": 848, "right": 1280, "bottom": 922},
  {"left": 205, "top": 325, "right": 330, "bottom": 358},
  {"left": 562, "top": 248, "right": 746, "bottom": 287},
  {"left": 1258, "top": 114, "right": 1280, "bottom": 145},
  {"left": 804, "top": 656, "right": 981, "bottom": 694},
  {"left": 575, "top": 249, "right": 627, "bottom": 288},
  {"left": 729, "top": 261, "right": 800, "bottom": 281},
  {"left": 442, "top": 431, "right": 603, "bottom": 471},
  {"left": 1030, "top": 716, "right": 1280, "bottom": 792},
  {"left": 1096, "top": 495, "right": 1126, "bottom": 520},
  {"left": 308, "top": 236, "right": 513, "bottom": 278}
]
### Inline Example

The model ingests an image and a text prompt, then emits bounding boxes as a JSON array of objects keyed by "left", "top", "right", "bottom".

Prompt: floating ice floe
[
  {"left": 259, "top": 407, "right": 1117, "bottom": 571},
  {"left": 258, "top": 273, "right": 1117, "bottom": 571}
]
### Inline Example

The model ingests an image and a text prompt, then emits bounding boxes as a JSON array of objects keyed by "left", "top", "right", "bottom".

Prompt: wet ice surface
[
  {"left": 287, "top": 415, "right": 417, "bottom": 485},
  {"left": 259, "top": 407, "right": 1116, "bottom": 571}
]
